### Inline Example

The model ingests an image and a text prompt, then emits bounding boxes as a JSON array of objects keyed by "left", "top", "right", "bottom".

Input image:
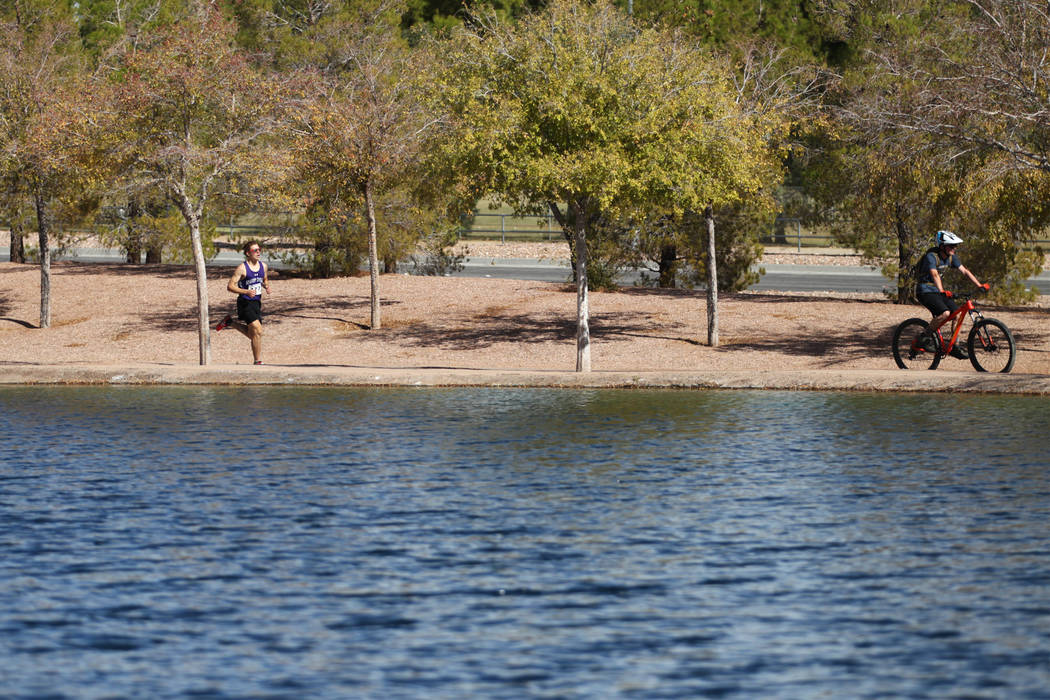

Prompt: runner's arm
[{"left": 227, "top": 264, "right": 250, "bottom": 296}]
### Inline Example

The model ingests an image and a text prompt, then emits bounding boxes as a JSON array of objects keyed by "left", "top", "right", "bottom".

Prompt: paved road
[
  {"left": 450, "top": 257, "right": 886, "bottom": 290},
  {"left": 749, "top": 263, "right": 889, "bottom": 294},
  {"left": 455, "top": 257, "right": 1050, "bottom": 294},
  {"left": 6, "top": 246, "right": 1050, "bottom": 294}
]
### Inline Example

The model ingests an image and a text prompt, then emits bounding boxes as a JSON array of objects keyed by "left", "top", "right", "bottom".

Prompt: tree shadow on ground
[
  {"left": 714, "top": 322, "right": 899, "bottom": 368},
  {"left": 266, "top": 296, "right": 387, "bottom": 329},
  {"left": 378, "top": 309, "right": 701, "bottom": 351},
  {"left": 138, "top": 295, "right": 374, "bottom": 334},
  {"left": 610, "top": 285, "right": 700, "bottom": 300},
  {"left": 0, "top": 264, "right": 37, "bottom": 276},
  {"left": 350, "top": 298, "right": 899, "bottom": 366},
  {"left": 0, "top": 293, "right": 36, "bottom": 328},
  {"left": 39, "top": 261, "right": 214, "bottom": 280},
  {"left": 0, "top": 317, "right": 35, "bottom": 329},
  {"left": 725, "top": 291, "right": 892, "bottom": 305}
]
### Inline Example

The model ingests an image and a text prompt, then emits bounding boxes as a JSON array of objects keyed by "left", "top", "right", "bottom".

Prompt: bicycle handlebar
[{"left": 948, "top": 289, "right": 988, "bottom": 301}]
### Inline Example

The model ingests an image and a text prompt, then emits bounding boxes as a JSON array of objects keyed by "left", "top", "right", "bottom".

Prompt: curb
[{"left": 4, "top": 365, "right": 1050, "bottom": 394}]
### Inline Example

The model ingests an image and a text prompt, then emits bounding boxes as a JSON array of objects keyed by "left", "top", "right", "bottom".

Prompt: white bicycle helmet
[{"left": 936, "top": 230, "right": 964, "bottom": 246}]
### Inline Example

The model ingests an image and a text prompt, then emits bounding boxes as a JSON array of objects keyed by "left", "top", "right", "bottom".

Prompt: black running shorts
[{"left": 237, "top": 297, "right": 263, "bottom": 324}]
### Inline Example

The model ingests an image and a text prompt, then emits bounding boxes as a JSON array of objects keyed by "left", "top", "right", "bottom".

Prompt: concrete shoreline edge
[{"left": 3, "top": 364, "right": 1050, "bottom": 394}]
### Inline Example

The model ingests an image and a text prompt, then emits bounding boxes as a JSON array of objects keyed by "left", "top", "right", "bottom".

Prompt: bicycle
[{"left": 892, "top": 291, "right": 1016, "bottom": 373}]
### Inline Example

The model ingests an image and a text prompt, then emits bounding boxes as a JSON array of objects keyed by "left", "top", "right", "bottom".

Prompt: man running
[
  {"left": 915, "top": 230, "right": 988, "bottom": 359},
  {"left": 216, "top": 240, "right": 270, "bottom": 365}
]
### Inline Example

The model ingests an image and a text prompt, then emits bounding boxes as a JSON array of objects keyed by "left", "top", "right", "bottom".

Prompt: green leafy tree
[
  {"left": 627, "top": 44, "right": 815, "bottom": 292},
  {"left": 108, "top": 1, "right": 288, "bottom": 364},
  {"left": 625, "top": 0, "right": 830, "bottom": 59},
  {"left": 812, "top": 128, "right": 1046, "bottom": 305},
  {"left": 72, "top": 0, "right": 190, "bottom": 267},
  {"left": 400, "top": 0, "right": 541, "bottom": 32},
  {"left": 430, "top": 0, "right": 781, "bottom": 367},
  {"left": 652, "top": 202, "right": 769, "bottom": 290},
  {"left": 71, "top": 0, "right": 185, "bottom": 56}
]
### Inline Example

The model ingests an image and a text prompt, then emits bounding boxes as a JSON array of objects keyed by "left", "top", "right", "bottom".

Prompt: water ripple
[{"left": 2, "top": 387, "right": 1049, "bottom": 698}]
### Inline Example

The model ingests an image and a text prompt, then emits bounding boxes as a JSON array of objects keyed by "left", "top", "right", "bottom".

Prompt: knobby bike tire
[
  {"left": 968, "top": 318, "right": 1016, "bottom": 373},
  {"left": 892, "top": 317, "right": 941, "bottom": 370}
]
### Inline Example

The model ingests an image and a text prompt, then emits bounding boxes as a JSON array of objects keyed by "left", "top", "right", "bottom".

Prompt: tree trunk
[
  {"left": 548, "top": 201, "right": 577, "bottom": 282},
  {"left": 705, "top": 206, "right": 719, "bottom": 347},
  {"left": 125, "top": 199, "right": 142, "bottom": 264},
  {"left": 189, "top": 217, "right": 211, "bottom": 365},
  {"left": 365, "top": 179, "right": 381, "bottom": 330},
  {"left": 126, "top": 237, "right": 142, "bottom": 264},
  {"left": 9, "top": 220, "right": 25, "bottom": 263},
  {"left": 34, "top": 194, "right": 51, "bottom": 329},
  {"left": 175, "top": 193, "right": 211, "bottom": 366},
  {"left": 572, "top": 201, "right": 591, "bottom": 372},
  {"left": 895, "top": 211, "right": 911, "bottom": 304},
  {"left": 658, "top": 242, "right": 677, "bottom": 288},
  {"left": 145, "top": 242, "right": 162, "bottom": 264}
]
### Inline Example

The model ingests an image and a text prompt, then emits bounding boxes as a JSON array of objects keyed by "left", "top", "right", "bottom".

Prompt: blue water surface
[{"left": 1, "top": 387, "right": 1049, "bottom": 699}]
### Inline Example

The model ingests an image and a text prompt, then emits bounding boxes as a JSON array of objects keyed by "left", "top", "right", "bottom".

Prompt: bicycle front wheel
[
  {"left": 893, "top": 318, "right": 940, "bottom": 370},
  {"left": 968, "top": 318, "right": 1016, "bottom": 373}
]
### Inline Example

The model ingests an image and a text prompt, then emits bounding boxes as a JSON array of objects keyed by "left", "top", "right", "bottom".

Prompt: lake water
[{"left": 2, "top": 387, "right": 1049, "bottom": 699}]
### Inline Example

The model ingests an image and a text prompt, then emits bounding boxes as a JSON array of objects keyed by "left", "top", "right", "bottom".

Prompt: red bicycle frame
[{"left": 932, "top": 297, "right": 976, "bottom": 353}]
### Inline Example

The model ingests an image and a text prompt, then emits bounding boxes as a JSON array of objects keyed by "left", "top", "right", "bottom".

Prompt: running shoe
[
  {"left": 216, "top": 314, "right": 232, "bottom": 331},
  {"left": 254, "top": 360, "right": 264, "bottom": 365}
]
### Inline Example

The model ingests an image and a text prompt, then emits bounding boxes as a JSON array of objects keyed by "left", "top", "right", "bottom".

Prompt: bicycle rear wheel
[
  {"left": 893, "top": 318, "right": 941, "bottom": 370},
  {"left": 968, "top": 318, "right": 1016, "bottom": 373}
]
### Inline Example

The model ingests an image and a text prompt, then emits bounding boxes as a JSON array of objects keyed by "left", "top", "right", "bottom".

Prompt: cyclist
[{"left": 915, "top": 230, "right": 989, "bottom": 358}]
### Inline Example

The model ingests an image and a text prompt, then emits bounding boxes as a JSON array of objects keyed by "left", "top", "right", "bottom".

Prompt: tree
[
  {"left": 0, "top": 4, "right": 93, "bottom": 328},
  {"left": 431, "top": 0, "right": 790, "bottom": 366},
  {"left": 629, "top": 44, "right": 816, "bottom": 294},
  {"left": 288, "top": 2, "right": 436, "bottom": 329},
  {"left": 2, "top": 174, "right": 32, "bottom": 263},
  {"left": 108, "top": 1, "right": 287, "bottom": 364},
  {"left": 94, "top": 191, "right": 178, "bottom": 264},
  {"left": 73, "top": 0, "right": 185, "bottom": 56},
  {"left": 399, "top": 0, "right": 541, "bottom": 32},
  {"left": 813, "top": 134, "right": 972, "bottom": 302},
  {"left": 73, "top": 0, "right": 190, "bottom": 266},
  {"left": 625, "top": 0, "right": 831, "bottom": 60},
  {"left": 820, "top": 0, "right": 1049, "bottom": 302},
  {"left": 828, "top": 0, "right": 1050, "bottom": 175}
]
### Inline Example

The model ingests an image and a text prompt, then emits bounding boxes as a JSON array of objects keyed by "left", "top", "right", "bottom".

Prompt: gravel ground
[{"left": 3, "top": 254, "right": 1048, "bottom": 379}]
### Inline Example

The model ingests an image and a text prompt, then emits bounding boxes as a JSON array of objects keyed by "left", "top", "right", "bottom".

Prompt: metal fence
[
  {"left": 457, "top": 213, "right": 834, "bottom": 250},
  {"left": 458, "top": 212, "right": 561, "bottom": 242}
]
